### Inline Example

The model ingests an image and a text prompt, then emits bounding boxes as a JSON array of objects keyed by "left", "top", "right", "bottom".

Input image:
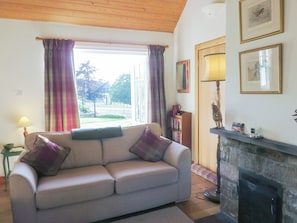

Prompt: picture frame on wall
[
  {"left": 176, "top": 60, "right": 190, "bottom": 93},
  {"left": 239, "top": 0, "right": 284, "bottom": 43},
  {"left": 239, "top": 44, "right": 282, "bottom": 94}
]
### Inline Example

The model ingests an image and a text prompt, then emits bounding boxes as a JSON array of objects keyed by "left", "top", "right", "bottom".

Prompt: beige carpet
[{"left": 111, "top": 206, "right": 193, "bottom": 223}]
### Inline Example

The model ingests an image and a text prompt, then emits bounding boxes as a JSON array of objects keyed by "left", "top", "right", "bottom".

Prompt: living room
[
  {"left": 1, "top": 0, "right": 297, "bottom": 222},
  {"left": 0, "top": 0, "right": 225, "bottom": 175}
]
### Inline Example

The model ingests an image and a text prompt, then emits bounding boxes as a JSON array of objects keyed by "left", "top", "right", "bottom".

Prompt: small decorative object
[
  {"left": 239, "top": 44, "right": 282, "bottom": 94},
  {"left": 211, "top": 103, "right": 223, "bottom": 129},
  {"left": 172, "top": 104, "right": 181, "bottom": 116},
  {"left": 239, "top": 0, "right": 284, "bottom": 43},
  {"left": 176, "top": 60, "right": 190, "bottom": 93},
  {"left": 249, "top": 128, "right": 256, "bottom": 138},
  {"left": 232, "top": 122, "right": 245, "bottom": 133},
  {"left": 248, "top": 128, "right": 264, "bottom": 139},
  {"left": 293, "top": 109, "right": 297, "bottom": 122}
]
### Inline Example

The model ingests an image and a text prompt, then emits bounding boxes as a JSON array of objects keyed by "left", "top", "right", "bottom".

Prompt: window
[{"left": 74, "top": 43, "right": 149, "bottom": 128}]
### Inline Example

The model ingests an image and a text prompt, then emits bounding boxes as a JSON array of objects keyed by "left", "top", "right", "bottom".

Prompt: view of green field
[{"left": 79, "top": 102, "right": 134, "bottom": 128}]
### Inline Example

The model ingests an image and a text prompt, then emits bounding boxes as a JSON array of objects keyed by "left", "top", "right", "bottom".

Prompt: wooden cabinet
[{"left": 170, "top": 111, "right": 191, "bottom": 149}]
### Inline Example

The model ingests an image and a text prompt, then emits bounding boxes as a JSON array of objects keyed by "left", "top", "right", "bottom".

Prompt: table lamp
[
  {"left": 202, "top": 53, "right": 226, "bottom": 110},
  {"left": 201, "top": 53, "right": 226, "bottom": 203},
  {"left": 18, "top": 116, "right": 30, "bottom": 137}
]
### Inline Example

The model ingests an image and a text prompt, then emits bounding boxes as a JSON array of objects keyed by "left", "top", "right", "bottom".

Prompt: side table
[{"left": 1, "top": 146, "right": 24, "bottom": 190}]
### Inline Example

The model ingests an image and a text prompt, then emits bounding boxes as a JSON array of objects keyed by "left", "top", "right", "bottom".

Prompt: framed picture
[
  {"left": 239, "top": 0, "right": 284, "bottom": 43},
  {"left": 239, "top": 44, "right": 282, "bottom": 94},
  {"left": 176, "top": 60, "right": 190, "bottom": 93}
]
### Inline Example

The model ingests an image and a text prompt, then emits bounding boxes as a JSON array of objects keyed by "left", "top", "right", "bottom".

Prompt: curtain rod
[{"left": 35, "top": 37, "right": 169, "bottom": 48}]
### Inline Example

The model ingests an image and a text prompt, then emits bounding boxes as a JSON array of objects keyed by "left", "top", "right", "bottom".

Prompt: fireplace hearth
[
  {"left": 195, "top": 213, "right": 235, "bottom": 223},
  {"left": 210, "top": 128, "right": 297, "bottom": 223}
]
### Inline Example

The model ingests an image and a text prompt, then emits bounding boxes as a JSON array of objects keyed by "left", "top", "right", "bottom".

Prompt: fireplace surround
[{"left": 210, "top": 128, "right": 297, "bottom": 223}]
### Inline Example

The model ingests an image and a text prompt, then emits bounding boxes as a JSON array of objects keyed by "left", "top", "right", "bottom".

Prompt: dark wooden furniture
[{"left": 170, "top": 111, "right": 191, "bottom": 149}]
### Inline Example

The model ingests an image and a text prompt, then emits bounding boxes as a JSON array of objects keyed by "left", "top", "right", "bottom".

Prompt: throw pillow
[
  {"left": 21, "top": 134, "right": 71, "bottom": 176},
  {"left": 129, "top": 127, "right": 172, "bottom": 162}
]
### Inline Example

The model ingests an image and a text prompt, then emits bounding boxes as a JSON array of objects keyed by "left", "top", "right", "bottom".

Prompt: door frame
[{"left": 193, "top": 36, "right": 226, "bottom": 165}]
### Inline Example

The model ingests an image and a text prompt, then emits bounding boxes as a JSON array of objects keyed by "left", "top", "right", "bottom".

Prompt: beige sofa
[{"left": 9, "top": 123, "right": 191, "bottom": 223}]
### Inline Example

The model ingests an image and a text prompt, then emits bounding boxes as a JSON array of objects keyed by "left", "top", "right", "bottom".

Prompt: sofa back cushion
[
  {"left": 25, "top": 132, "right": 103, "bottom": 169},
  {"left": 102, "top": 123, "right": 161, "bottom": 164}
]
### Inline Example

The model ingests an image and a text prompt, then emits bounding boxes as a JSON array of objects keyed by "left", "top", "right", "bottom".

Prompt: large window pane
[{"left": 74, "top": 43, "right": 148, "bottom": 128}]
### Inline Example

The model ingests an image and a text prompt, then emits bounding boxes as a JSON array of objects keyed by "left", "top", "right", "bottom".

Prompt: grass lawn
[{"left": 80, "top": 114, "right": 132, "bottom": 128}]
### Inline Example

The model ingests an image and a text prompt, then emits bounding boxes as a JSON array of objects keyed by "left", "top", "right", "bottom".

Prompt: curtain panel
[
  {"left": 43, "top": 39, "right": 80, "bottom": 131},
  {"left": 148, "top": 45, "right": 167, "bottom": 136}
]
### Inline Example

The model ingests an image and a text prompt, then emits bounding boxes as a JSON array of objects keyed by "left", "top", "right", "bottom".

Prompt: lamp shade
[
  {"left": 18, "top": 116, "right": 30, "bottom": 127},
  {"left": 202, "top": 53, "right": 226, "bottom": 82}
]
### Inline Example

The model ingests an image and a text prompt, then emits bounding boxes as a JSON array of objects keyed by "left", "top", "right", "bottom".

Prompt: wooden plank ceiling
[{"left": 0, "top": 0, "right": 187, "bottom": 33}]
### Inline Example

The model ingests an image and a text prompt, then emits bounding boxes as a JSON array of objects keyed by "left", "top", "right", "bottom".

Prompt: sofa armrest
[
  {"left": 9, "top": 162, "right": 38, "bottom": 223},
  {"left": 163, "top": 140, "right": 191, "bottom": 168},
  {"left": 163, "top": 140, "right": 192, "bottom": 202}
]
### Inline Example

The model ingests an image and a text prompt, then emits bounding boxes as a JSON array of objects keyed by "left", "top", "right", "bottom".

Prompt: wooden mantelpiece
[{"left": 210, "top": 128, "right": 297, "bottom": 157}]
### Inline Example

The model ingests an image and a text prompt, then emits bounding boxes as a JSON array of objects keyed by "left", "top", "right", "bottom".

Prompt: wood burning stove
[{"left": 238, "top": 170, "right": 282, "bottom": 223}]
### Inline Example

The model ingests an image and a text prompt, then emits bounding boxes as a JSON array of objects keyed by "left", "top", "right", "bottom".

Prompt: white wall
[
  {"left": 0, "top": 19, "right": 174, "bottom": 176},
  {"left": 174, "top": 0, "right": 297, "bottom": 146},
  {"left": 174, "top": 0, "right": 226, "bottom": 113},
  {"left": 173, "top": 0, "right": 226, "bottom": 149},
  {"left": 226, "top": 0, "right": 297, "bottom": 145}
]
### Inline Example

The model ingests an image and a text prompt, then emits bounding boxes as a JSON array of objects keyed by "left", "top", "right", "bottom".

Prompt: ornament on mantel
[{"left": 211, "top": 102, "right": 223, "bottom": 129}]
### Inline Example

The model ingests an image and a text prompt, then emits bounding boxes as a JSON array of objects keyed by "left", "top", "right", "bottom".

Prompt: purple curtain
[
  {"left": 148, "top": 45, "right": 167, "bottom": 136},
  {"left": 43, "top": 39, "right": 80, "bottom": 131}
]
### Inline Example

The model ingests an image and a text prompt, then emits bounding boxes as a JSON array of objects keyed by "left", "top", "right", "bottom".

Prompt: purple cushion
[
  {"left": 129, "top": 127, "right": 172, "bottom": 162},
  {"left": 21, "top": 135, "right": 71, "bottom": 176}
]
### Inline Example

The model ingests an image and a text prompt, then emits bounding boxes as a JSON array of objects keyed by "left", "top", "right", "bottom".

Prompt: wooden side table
[{"left": 1, "top": 146, "right": 24, "bottom": 190}]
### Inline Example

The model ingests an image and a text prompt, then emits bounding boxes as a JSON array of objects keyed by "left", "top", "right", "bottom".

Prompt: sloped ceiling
[{"left": 0, "top": 0, "right": 187, "bottom": 33}]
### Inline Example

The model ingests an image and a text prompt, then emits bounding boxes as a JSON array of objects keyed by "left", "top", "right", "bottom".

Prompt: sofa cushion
[
  {"left": 36, "top": 165, "right": 114, "bottom": 209},
  {"left": 105, "top": 160, "right": 178, "bottom": 194},
  {"left": 102, "top": 123, "right": 161, "bottom": 164},
  {"left": 25, "top": 132, "right": 104, "bottom": 169},
  {"left": 21, "top": 135, "right": 71, "bottom": 176},
  {"left": 129, "top": 127, "right": 172, "bottom": 162}
]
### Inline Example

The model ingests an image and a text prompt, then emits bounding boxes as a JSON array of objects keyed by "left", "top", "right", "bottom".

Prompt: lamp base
[
  {"left": 204, "top": 188, "right": 220, "bottom": 203},
  {"left": 23, "top": 127, "right": 28, "bottom": 137}
]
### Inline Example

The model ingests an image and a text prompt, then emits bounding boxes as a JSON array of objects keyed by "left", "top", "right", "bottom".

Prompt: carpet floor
[{"left": 110, "top": 206, "right": 193, "bottom": 223}]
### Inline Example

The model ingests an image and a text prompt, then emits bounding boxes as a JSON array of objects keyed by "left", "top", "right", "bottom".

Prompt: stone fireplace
[{"left": 211, "top": 128, "right": 297, "bottom": 223}]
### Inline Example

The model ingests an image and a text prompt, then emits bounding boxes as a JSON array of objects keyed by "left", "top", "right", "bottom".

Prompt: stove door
[{"left": 238, "top": 178, "right": 279, "bottom": 223}]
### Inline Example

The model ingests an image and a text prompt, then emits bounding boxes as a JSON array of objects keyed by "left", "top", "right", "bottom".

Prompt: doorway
[{"left": 193, "top": 37, "right": 226, "bottom": 172}]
